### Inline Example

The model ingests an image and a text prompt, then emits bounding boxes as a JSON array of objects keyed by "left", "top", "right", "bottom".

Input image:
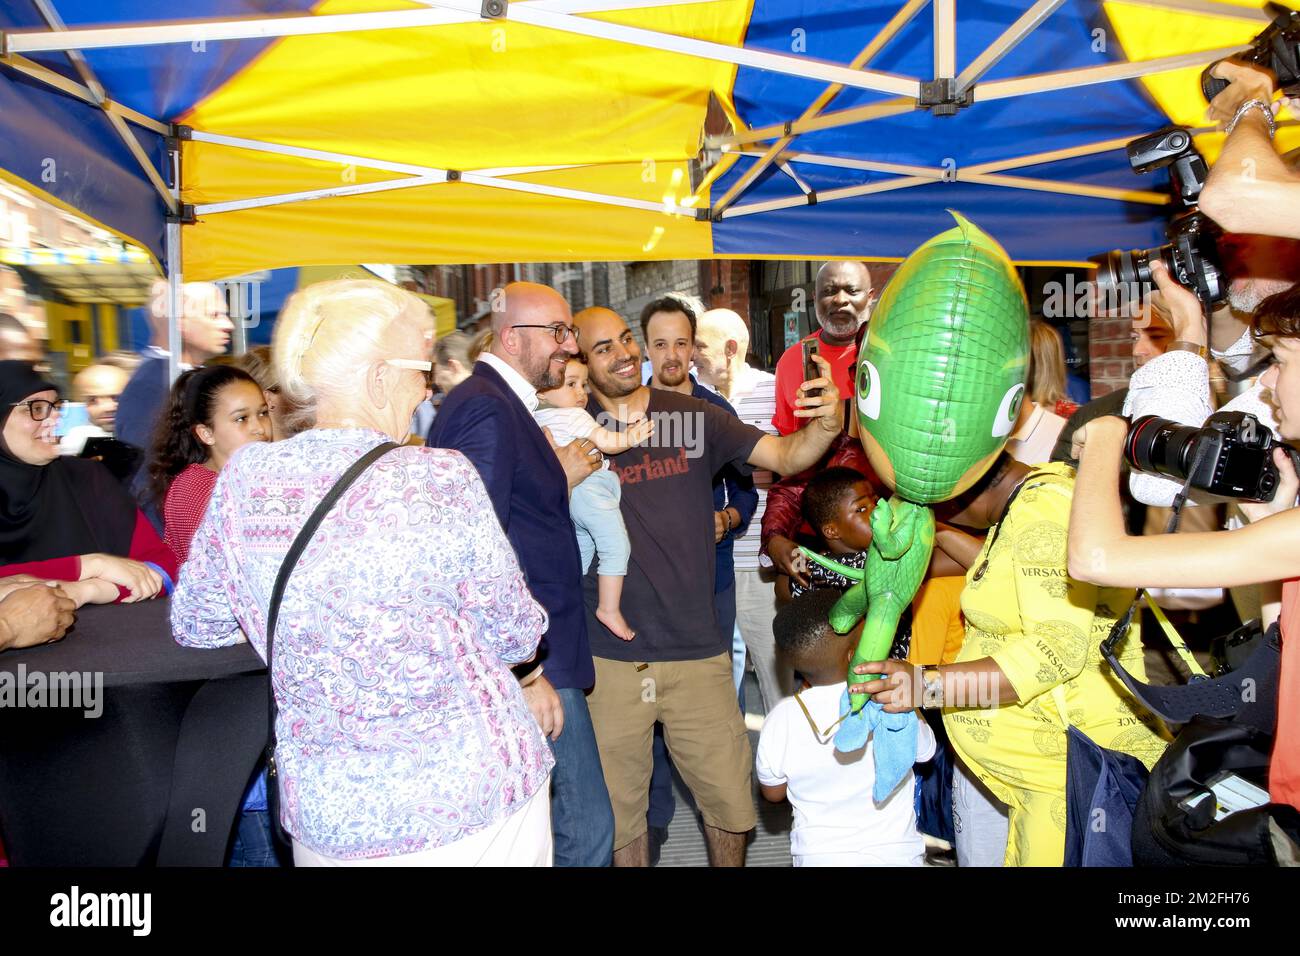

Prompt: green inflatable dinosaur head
[{"left": 855, "top": 211, "right": 1030, "bottom": 503}]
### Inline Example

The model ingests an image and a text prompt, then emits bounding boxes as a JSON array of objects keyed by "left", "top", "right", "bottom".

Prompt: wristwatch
[
  {"left": 1169, "top": 340, "right": 1209, "bottom": 359},
  {"left": 921, "top": 667, "right": 944, "bottom": 709}
]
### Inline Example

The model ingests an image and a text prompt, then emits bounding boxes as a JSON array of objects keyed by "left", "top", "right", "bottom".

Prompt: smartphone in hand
[{"left": 801, "top": 339, "right": 822, "bottom": 398}]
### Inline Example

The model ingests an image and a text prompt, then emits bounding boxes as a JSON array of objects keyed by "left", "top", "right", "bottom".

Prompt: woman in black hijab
[{"left": 1, "top": 360, "right": 177, "bottom": 604}]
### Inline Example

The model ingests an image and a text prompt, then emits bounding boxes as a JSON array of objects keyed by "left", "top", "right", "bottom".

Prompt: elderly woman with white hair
[{"left": 171, "top": 280, "right": 554, "bottom": 866}]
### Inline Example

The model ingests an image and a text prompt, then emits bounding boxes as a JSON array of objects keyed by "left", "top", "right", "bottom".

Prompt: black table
[{"left": 0, "top": 599, "right": 265, "bottom": 866}]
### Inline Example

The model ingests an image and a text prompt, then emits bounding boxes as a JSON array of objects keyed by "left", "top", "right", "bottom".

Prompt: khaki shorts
[{"left": 588, "top": 652, "right": 756, "bottom": 851}]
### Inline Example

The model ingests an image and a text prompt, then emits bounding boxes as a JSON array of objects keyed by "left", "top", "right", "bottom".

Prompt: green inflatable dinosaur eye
[
  {"left": 857, "top": 360, "right": 881, "bottom": 420},
  {"left": 992, "top": 383, "right": 1024, "bottom": 438}
]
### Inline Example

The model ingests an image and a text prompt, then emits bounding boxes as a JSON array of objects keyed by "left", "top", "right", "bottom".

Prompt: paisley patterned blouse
[{"left": 171, "top": 428, "right": 553, "bottom": 860}]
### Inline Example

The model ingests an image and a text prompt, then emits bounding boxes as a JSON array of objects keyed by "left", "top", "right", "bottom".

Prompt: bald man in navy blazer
[{"left": 428, "top": 283, "right": 613, "bottom": 867}]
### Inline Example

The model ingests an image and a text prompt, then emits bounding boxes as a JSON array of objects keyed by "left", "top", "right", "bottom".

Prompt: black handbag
[
  {"left": 263, "top": 441, "right": 399, "bottom": 847},
  {"left": 1101, "top": 597, "right": 1300, "bottom": 865},
  {"left": 1130, "top": 713, "right": 1300, "bottom": 866}
]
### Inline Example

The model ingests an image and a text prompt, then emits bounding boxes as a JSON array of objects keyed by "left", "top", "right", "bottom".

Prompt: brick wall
[
  {"left": 702, "top": 260, "right": 752, "bottom": 325},
  {"left": 1089, "top": 315, "right": 1134, "bottom": 397}
]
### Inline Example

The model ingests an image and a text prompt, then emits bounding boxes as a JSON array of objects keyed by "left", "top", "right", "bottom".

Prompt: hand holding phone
[{"left": 801, "top": 339, "right": 822, "bottom": 398}]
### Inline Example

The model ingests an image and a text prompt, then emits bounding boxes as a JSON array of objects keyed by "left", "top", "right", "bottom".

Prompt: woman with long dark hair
[{"left": 149, "top": 365, "right": 270, "bottom": 565}]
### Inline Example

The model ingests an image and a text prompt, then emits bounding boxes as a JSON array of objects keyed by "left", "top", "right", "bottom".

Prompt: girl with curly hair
[{"left": 150, "top": 365, "right": 269, "bottom": 564}]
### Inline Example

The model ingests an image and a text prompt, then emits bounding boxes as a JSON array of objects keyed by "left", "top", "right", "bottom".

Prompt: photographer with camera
[
  {"left": 1201, "top": 60, "right": 1300, "bottom": 240},
  {"left": 1067, "top": 286, "right": 1300, "bottom": 815},
  {"left": 1117, "top": 236, "right": 1298, "bottom": 508}
]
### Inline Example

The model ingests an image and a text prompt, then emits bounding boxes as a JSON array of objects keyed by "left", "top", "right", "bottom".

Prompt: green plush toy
[{"left": 803, "top": 212, "right": 1030, "bottom": 713}]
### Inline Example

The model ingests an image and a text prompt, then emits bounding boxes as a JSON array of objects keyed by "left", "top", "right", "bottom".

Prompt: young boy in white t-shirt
[
  {"left": 756, "top": 588, "right": 936, "bottom": 866},
  {"left": 534, "top": 356, "right": 652, "bottom": 642}
]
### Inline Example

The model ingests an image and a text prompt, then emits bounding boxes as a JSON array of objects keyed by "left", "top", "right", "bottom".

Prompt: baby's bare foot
[{"left": 597, "top": 606, "right": 636, "bottom": 641}]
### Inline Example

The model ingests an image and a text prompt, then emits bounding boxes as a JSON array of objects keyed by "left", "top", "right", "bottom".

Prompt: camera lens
[
  {"left": 1092, "top": 251, "right": 1121, "bottom": 295},
  {"left": 1125, "top": 415, "right": 1203, "bottom": 480},
  {"left": 1093, "top": 249, "right": 1145, "bottom": 296},
  {"left": 1130, "top": 249, "right": 1156, "bottom": 286}
]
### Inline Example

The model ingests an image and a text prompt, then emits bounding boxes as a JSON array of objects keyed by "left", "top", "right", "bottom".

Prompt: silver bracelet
[{"left": 1226, "top": 98, "right": 1277, "bottom": 139}]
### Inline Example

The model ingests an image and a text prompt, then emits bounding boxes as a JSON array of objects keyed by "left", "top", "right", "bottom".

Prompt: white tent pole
[
  {"left": 197, "top": 176, "right": 450, "bottom": 215},
  {"left": 190, "top": 131, "right": 459, "bottom": 176},
  {"left": 720, "top": 176, "right": 935, "bottom": 218},
  {"left": 424, "top": 0, "right": 921, "bottom": 96},
  {"left": 507, "top": 0, "right": 710, "bottom": 12},
  {"left": 104, "top": 110, "right": 179, "bottom": 214},
  {"left": 957, "top": 171, "right": 1169, "bottom": 204},
  {"left": 5, "top": 2, "right": 921, "bottom": 96},
  {"left": 165, "top": 143, "right": 182, "bottom": 387},
  {"left": 0, "top": 54, "right": 169, "bottom": 134},
  {"left": 953, "top": 0, "right": 1066, "bottom": 94},
  {"left": 776, "top": 162, "right": 812, "bottom": 194},
  {"left": 975, "top": 44, "right": 1245, "bottom": 101},
  {"left": 195, "top": 169, "right": 700, "bottom": 217},
  {"left": 718, "top": 164, "right": 1170, "bottom": 220},
  {"left": 713, "top": 138, "right": 785, "bottom": 210},
  {"left": 24, "top": 0, "right": 178, "bottom": 212},
  {"left": 761, "top": 141, "right": 1178, "bottom": 191},
  {"left": 760, "top": 150, "right": 941, "bottom": 178},
  {"left": 708, "top": 97, "right": 915, "bottom": 148},
  {"left": 750, "top": 129, "right": 1220, "bottom": 179},
  {"left": 2, "top": 0, "right": 708, "bottom": 52},
  {"left": 472, "top": 164, "right": 581, "bottom": 177},
  {"left": 964, "top": 136, "right": 1146, "bottom": 174},
  {"left": 711, "top": 0, "right": 929, "bottom": 216},
  {"left": 460, "top": 170, "right": 698, "bottom": 213},
  {"left": 933, "top": 0, "right": 955, "bottom": 79},
  {"left": 192, "top": 130, "right": 703, "bottom": 214},
  {"left": 189, "top": 130, "right": 577, "bottom": 179},
  {"left": 4, "top": 8, "right": 465, "bottom": 52}
]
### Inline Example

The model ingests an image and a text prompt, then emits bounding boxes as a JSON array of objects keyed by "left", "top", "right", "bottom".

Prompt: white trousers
[
  {"left": 292, "top": 780, "right": 554, "bottom": 867},
  {"left": 734, "top": 567, "right": 795, "bottom": 714},
  {"left": 952, "top": 759, "right": 1010, "bottom": 867}
]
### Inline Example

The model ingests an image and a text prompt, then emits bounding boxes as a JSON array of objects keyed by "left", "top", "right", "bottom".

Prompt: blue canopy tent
[{"left": 0, "top": 0, "right": 1289, "bottom": 346}]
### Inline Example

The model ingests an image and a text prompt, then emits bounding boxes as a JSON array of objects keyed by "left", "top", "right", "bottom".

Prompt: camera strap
[{"left": 1100, "top": 442, "right": 1208, "bottom": 656}]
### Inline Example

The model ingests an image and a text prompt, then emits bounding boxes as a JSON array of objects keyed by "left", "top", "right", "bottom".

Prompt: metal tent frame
[{"left": 0, "top": 0, "right": 1273, "bottom": 379}]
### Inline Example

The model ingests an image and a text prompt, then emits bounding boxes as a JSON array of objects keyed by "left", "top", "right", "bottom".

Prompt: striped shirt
[{"left": 727, "top": 366, "right": 777, "bottom": 571}]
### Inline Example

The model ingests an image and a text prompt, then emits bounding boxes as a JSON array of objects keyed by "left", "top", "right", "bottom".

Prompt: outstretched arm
[
  {"left": 748, "top": 353, "right": 843, "bottom": 475},
  {"left": 589, "top": 417, "right": 654, "bottom": 455},
  {"left": 1068, "top": 415, "right": 1300, "bottom": 588}
]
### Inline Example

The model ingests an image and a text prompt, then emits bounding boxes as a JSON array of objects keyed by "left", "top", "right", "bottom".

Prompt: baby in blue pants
[{"left": 535, "top": 357, "right": 653, "bottom": 641}]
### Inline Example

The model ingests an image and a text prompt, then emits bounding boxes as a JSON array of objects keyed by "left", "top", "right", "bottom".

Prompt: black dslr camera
[
  {"left": 1092, "top": 127, "right": 1225, "bottom": 307},
  {"left": 1125, "top": 412, "right": 1294, "bottom": 502},
  {"left": 1202, "top": 3, "right": 1300, "bottom": 102}
]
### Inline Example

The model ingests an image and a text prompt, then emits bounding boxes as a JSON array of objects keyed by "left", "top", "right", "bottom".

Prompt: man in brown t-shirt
[{"left": 572, "top": 306, "right": 843, "bottom": 866}]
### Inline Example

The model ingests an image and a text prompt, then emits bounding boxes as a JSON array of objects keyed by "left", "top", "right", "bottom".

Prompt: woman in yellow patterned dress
[{"left": 853, "top": 454, "right": 1168, "bottom": 866}]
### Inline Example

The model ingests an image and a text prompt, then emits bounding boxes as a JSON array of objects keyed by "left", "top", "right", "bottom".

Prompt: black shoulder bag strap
[
  {"left": 263, "top": 440, "right": 399, "bottom": 845},
  {"left": 970, "top": 470, "right": 1053, "bottom": 583}
]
